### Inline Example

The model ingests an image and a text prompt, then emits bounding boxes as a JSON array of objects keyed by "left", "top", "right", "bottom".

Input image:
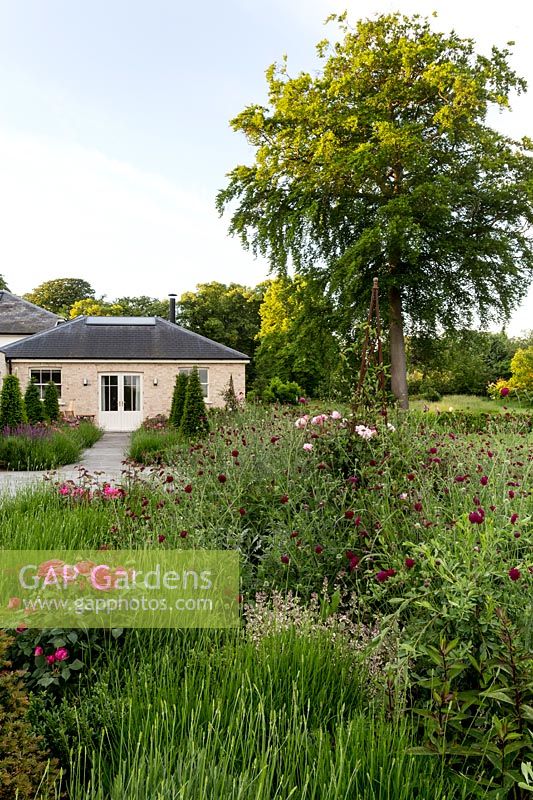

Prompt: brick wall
[{"left": 10, "top": 360, "right": 246, "bottom": 421}]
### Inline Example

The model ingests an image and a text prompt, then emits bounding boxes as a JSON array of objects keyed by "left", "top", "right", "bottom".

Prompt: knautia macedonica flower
[{"left": 508, "top": 567, "right": 521, "bottom": 581}]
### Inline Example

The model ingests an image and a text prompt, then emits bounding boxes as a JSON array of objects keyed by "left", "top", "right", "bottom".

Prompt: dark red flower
[
  {"left": 480, "top": 476, "right": 488, "bottom": 486},
  {"left": 231, "top": 449, "right": 239, "bottom": 457},
  {"left": 280, "top": 494, "right": 289, "bottom": 504},
  {"left": 158, "top": 534, "right": 166, "bottom": 543},
  {"left": 469, "top": 510, "right": 484, "bottom": 524},
  {"left": 407, "top": 473, "right": 415, "bottom": 481},
  {"left": 280, "top": 554, "right": 290, "bottom": 564},
  {"left": 500, "top": 387, "right": 510, "bottom": 397},
  {"left": 238, "top": 508, "right": 246, "bottom": 516},
  {"left": 184, "top": 484, "right": 192, "bottom": 493},
  {"left": 314, "top": 545, "right": 324, "bottom": 554},
  {"left": 414, "top": 502, "right": 423, "bottom": 513},
  {"left": 376, "top": 569, "right": 396, "bottom": 583},
  {"left": 271, "top": 436, "right": 280, "bottom": 444},
  {"left": 349, "top": 556, "right": 360, "bottom": 571},
  {"left": 508, "top": 490, "right": 515, "bottom": 499},
  {"left": 218, "top": 474, "right": 227, "bottom": 483},
  {"left": 510, "top": 513, "right": 519, "bottom": 524},
  {"left": 404, "top": 558, "right": 416, "bottom": 569},
  {"left": 180, "top": 530, "right": 188, "bottom": 538},
  {"left": 508, "top": 567, "right": 520, "bottom": 581},
  {"left": 344, "top": 510, "right": 355, "bottom": 520}
]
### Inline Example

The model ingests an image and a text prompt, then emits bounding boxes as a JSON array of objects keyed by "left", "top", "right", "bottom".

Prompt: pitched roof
[
  {"left": 0, "top": 290, "right": 62, "bottom": 334},
  {"left": 0, "top": 316, "right": 250, "bottom": 361}
]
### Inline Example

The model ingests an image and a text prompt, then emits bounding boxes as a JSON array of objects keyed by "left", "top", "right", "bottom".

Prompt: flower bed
[{"left": 0, "top": 420, "right": 102, "bottom": 470}]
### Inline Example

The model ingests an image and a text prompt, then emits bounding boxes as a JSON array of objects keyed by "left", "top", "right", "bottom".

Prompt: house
[
  {"left": 1, "top": 313, "right": 249, "bottom": 430},
  {"left": 0, "top": 290, "right": 63, "bottom": 379}
]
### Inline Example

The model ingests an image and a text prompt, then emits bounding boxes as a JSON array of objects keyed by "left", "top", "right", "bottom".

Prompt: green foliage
[
  {"left": 114, "top": 295, "right": 169, "bottom": 318},
  {"left": 0, "top": 374, "right": 25, "bottom": 428},
  {"left": 24, "top": 277, "right": 94, "bottom": 315},
  {"left": 0, "top": 631, "right": 60, "bottom": 799},
  {"left": 254, "top": 276, "right": 340, "bottom": 396},
  {"left": 179, "top": 367, "right": 209, "bottom": 437},
  {"left": 169, "top": 372, "right": 189, "bottom": 429},
  {"left": 408, "top": 330, "right": 521, "bottom": 396},
  {"left": 0, "top": 274, "right": 9, "bottom": 290},
  {"left": 23, "top": 378, "right": 44, "bottom": 424},
  {"left": 218, "top": 12, "right": 533, "bottom": 406},
  {"left": 129, "top": 428, "right": 182, "bottom": 464},
  {"left": 262, "top": 376, "right": 302, "bottom": 404},
  {"left": 178, "top": 282, "right": 263, "bottom": 380},
  {"left": 510, "top": 346, "right": 533, "bottom": 391},
  {"left": 221, "top": 374, "right": 241, "bottom": 412},
  {"left": 43, "top": 381, "right": 60, "bottom": 422},
  {"left": 0, "top": 421, "right": 101, "bottom": 470}
]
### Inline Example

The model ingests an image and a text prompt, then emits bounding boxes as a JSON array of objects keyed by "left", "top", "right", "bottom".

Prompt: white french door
[{"left": 99, "top": 374, "right": 143, "bottom": 431}]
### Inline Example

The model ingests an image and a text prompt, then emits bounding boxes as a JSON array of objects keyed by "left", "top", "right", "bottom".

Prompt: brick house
[
  {"left": 0, "top": 290, "right": 62, "bottom": 380},
  {"left": 1, "top": 315, "right": 249, "bottom": 430}
]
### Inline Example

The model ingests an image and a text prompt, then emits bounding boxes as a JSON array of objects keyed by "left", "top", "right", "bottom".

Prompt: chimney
[{"left": 168, "top": 293, "right": 177, "bottom": 325}]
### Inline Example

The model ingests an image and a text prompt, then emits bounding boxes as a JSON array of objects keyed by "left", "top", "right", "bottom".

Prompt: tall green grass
[
  {"left": 37, "top": 630, "right": 478, "bottom": 800},
  {"left": 0, "top": 421, "right": 102, "bottom": 470}
]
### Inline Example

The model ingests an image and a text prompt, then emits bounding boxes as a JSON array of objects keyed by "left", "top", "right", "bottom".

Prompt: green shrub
[
  {"left": 23, "top": 378, "right": 45, "bottom": 424},
  {"left": 129, "top": 428, "right": 182, "bottom": 463},
  {"left": 0, "top": 631, "right": 61, "bottom": 800},
  {"left": 262, "top": 376, "right": 302, "bottom": 404},
  {"left": 43, "top": 381, "right": 60, "bottom": 422},
  {"left": 180, "top": 367, "right": 209, "bottom": 437},
  {"left": 0, "top": 374, "right": 25, "bottom": 428},
  {"left": 169, "top": 373, "right": 188, "bottom": 428},
  {"left": 420, "top": 382, "right": 442, "bottom": 402}
]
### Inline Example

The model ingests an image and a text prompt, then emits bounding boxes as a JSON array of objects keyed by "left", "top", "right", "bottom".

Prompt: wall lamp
[
  {"left": 153, "top": 377, "right": 158, "bottom": 386},
  {"left": 83, "top": 378, "right": 89, "bottom": 386}
]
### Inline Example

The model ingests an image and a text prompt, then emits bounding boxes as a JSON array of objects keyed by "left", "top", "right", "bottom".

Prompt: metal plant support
[{"left": 353, "top": 277, "right": 387, "bottom": 415}]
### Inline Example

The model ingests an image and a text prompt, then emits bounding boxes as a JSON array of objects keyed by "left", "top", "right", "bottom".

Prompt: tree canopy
[
  {"left": 24, "top": 279, "right": 94, "bottom": 315},
  {"left": 0, "top": 275, "right": 9, "bottom": 291},
  {"left": 217, "top": 12, "right": 533, "bottom": 407}
]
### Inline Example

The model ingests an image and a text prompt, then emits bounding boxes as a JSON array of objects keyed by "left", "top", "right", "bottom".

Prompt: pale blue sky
[{"left": 0, "top": 0, "right": 531, "bottom": 333}]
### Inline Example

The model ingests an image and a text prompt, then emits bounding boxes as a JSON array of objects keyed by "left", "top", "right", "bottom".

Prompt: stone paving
[{"left": 0, "top": 432, "right": 131, "bottom": 497}]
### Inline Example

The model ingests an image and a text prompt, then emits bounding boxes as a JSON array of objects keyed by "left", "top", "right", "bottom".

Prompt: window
[
  {"left": 30, "top": 369, "right": 62, "bottom": 399},
  {"left": 179, "top": 367, "right": 208, "bottom": 399}
]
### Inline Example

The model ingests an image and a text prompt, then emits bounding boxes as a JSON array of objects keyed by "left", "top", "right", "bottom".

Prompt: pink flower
[
  {"left": 303, "top": 442, "right": 313, "bottom": 452},
  {"left": 54, "top": 648, "right": 69, "bottom": 662},
  {"left": 376, "top": 569, "right": 396, "bottom": 583},
  {"left": 7, "top": 596, "right": 21, "bottom": 610},
  {"left": 311, "top": 414, "right": 329, "bottom": 426},
  {"left": 508, "top": 567, "right": 521, "bottom": 581},
  {"left": 34, "top": 646, "right": 44, "bottom": 656},
  {"left": 58, "top": 484, "right": 70, "bottom": 496},
  {"left": 298, "top": 397, "right": 307, "bottom": 404},
  {"left": 330, "top": 410, "right": 342, "bottom": 419},
  {"left": 500, "top": 387, "right": 510, "bottom": 397},
  {"left": 294, "top": 415, "right": 309, "bottom": 429},
  {"left": 103, "top": 485, "right": 122, "bottom": 498},
  {"left": 45, "top": 654, "right": 56, "bottom": 665}
]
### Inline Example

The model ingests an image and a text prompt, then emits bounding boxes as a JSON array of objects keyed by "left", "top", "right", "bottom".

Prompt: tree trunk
[{"left": 388, "top": 285, "right": 409, "bottom": 409}]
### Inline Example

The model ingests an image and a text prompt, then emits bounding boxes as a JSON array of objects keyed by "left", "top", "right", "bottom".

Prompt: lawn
[{"left": 0, "top": 402, "right": 531, "bottom": 799}]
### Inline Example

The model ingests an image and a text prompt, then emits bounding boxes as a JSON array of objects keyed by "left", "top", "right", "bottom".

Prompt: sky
[{"left": 0, "top": 0, "right": 531, "bottom": 335}]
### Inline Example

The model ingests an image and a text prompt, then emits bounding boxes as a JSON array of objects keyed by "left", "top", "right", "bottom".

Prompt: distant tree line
[{"left": 2, "top": 275, "right": 530, "bottom": 400}]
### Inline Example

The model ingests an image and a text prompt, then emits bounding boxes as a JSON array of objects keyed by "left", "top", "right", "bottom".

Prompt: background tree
[
  {"left": 43, "top": 381, "right": 60, "bottom": 422},
  {"left": 169, "top": 373, "right": 189, "bottom": 428},
  {"left": 217, "top": 12, "right": 533, "bottom": 408},
  {"left": 69, "top": 298, "right": 124, "bottom": 318},
  {"left": 23, "top": 379, "right": 44, "bottom": 424},
  {"left": 0, "top": 275, "right": 9, "bottom": 290},
  {"left": 24, "top": 279, "right": 94, "bottom": 315},
  {"left": 178, "top": 282, "right": 264, "bottom": 381},
  {"left": 254, "top": 276, "right": 340, "bottom": 396},
  {"left": 180, "top": 368, "right": 209, "bottom": 437},
  {"left": 0, "top": 375, "right": 25, "bottom": 428},
  {"left": 115, "top": 296, "right": 169, "bottom": 318}
]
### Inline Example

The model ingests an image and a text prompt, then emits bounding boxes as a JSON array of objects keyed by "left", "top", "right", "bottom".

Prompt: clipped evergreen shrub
[
  {"left": 0, "top": 374, "right": 25, "bottom": 429},
  {"left": 43, "top": 381, "right": 60, "bottom": 422},
  {"left": 0, "top": 631, "right": 60, "bottom": 799},
  {"left": 24, "top": 378, "right": 44, "bottom": 424},
  {"left": 169, "top": 372, "right": 189, "bottom": 428},
  {"left": 180, "top": 367, "right": 209, "bottom": 437},
  {"left": 262, "top": 377, "right": 302, "bottom": 405}
]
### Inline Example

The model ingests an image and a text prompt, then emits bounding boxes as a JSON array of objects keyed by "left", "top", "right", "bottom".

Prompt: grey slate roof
[
  {"left": 0, "top": 316, "right": 250, "bottom": 361},
  {"left": 0, "top": 291, "right": 62, "bottom": 334}
]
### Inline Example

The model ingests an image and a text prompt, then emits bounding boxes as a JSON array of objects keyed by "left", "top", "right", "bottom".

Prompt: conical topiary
[
  {"left": 43, "top": 381, "right": 60, "bottom": 422},
  {"left": 24, "top": 378, "right": 44, "bottom": 424},
  {"left": 180, "top": 367, "right": 209, "bottom": 437},
  {"left": 169, "top": 372, "right": 189, "bottom": 428},
  {"left": 0, "top": 375, "right": 25, "bottom": 429}
]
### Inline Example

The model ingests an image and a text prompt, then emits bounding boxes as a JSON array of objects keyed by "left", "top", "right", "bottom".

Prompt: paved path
[{"left": 0, "top": 432, "right": 131, "bottom": 497}]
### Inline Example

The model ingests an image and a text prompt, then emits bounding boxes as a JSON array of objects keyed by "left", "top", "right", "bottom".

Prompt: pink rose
[
  {"left": 54, "top": 647, "right": 69, "bottom": 662},
  {"left": 34, "top": 646, "right": 44, "bottom": 656}
]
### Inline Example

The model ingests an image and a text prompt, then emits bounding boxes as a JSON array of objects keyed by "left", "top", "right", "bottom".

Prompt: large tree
[
  {"left": 0, "top": 275, "right": 9, "bottom": 290},
  {"left": 24, "top": 279, "right": 94, "bottom": 315},
  {"left": 217, "top": 13, "right": 533, "bottom": 407},
  {"left": 178, "top": 282, "right": 264, "bottom": 379}
]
